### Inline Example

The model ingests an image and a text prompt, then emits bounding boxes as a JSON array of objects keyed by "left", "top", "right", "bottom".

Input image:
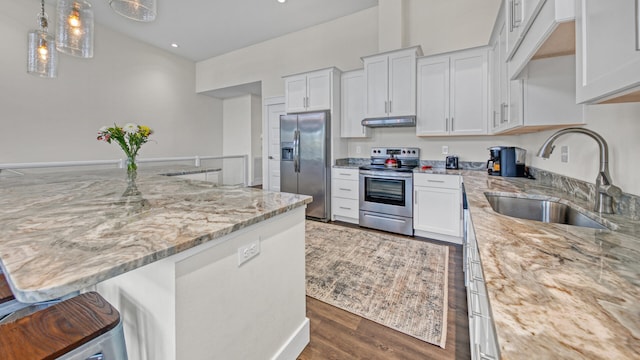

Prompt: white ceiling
[{"left": 51, "top": 0, "right": 379, "bottom": 62}]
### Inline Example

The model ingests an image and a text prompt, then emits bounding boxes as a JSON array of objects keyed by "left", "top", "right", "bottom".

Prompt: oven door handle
[{"left": 359, "top": 170, "right": 413, "bottom": 179}]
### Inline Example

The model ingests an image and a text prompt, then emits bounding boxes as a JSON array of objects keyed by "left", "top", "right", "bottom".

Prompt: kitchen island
[
  {"left": 458, "top": 171, "right": 640, "bottom": 359},
  {"left": 0, "top": 168, "right": 312, "bottom": 360}
]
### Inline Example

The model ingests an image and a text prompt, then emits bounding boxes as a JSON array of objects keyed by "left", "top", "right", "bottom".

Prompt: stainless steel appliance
[
  {"left": 446, "top": 155, "right": 459, "bottom": 169},
  {"left": 280, "top": 111, "right": 331, "bottom": 220},
  {"left": 359, "top": 147, "right": 420, "bottom": 235}
]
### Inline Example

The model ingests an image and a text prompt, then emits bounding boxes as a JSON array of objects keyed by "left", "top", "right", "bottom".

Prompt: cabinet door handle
[
  {"left": 389, "top": 100, "right": 392, "bottom": 114},
  {"left": 384, "top": 101, "right": 388, "bottom": 114},
  {"left": 427, "top": 179, "right": 445, "bottom": 183},
  {"left": 339, "top": 188, "right": 351, "bottom": 191},
  {"left": 501, "top": 103, "right": 508, "bottom": 123},
  {"left": 339, "top": 206, "right": 352, "bottom": 210},
  {"left": 636, "top": 0, "right": 640, "bottom": 51},
  {"left": 513, "top": 0, "right": 522, "bottom": 27},
  {"left": 445, "top": 118, "right": 449, "bottom": 132},
  {"left": 414, "top": 190, "right": 418, "bottom": 205},
  {"left": 451, "top": 117, "right": 454, "bottom": 132}
]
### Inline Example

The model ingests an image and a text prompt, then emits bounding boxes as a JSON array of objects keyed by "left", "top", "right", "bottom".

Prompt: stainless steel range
[{"left": 359, "top": 147, "right": 420, "bottom": 235}]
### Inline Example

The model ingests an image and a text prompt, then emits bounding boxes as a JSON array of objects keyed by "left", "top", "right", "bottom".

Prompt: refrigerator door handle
[{"left": 293, "top": 129, "right": 300, "bottom": 172}]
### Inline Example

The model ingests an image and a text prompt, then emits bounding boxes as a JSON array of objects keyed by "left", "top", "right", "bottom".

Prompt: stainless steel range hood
[{"left": 361, "top": 116, "right": 416, "bottom": 128}]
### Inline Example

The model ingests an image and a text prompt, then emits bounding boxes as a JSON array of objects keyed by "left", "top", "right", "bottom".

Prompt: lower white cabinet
[
  {"left": 464, "top": 210, "right": 500, "bottom": 360},
  {"left": 175, "top": 170, "right": 222, "bottom": 185},
  {"left": 331, "top": 168, "right": 359, "bottom": 224},
  {"left": 413, "top": 173, "right": 462, "bottom": 243}
]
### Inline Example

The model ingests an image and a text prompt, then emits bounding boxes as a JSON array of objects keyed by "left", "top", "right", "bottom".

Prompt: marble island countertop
[
  {"left": 461, "top": 171, "right": 640, "bottom": 359},
  {"left": 0, "top": 168, "right": 311, "bottom": 303}
]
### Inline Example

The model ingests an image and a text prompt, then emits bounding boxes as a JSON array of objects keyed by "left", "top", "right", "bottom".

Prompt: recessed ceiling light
[
  {"left": 277, "top": 0, "right": 286, "bottom": 3},
  {"left": 170, "top": 43, "right": 179, "bottom": 48}
]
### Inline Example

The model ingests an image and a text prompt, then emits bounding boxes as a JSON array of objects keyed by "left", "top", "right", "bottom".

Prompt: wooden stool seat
[
  {"left": 0, "top": 292, "right": 122, "bottom": 360},
  {"left": 0, "top": 271, "right": 15, "bottom": 305}
]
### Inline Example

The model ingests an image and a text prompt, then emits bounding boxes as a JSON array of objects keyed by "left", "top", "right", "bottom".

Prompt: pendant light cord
[{"left": 39, "top": 0, "right": 48, "bottom": 30}]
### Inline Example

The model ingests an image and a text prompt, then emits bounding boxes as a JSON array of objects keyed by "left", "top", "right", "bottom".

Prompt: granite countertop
[
  {"left": 461, "top": 171, "right": 640, "bottom": 359},
  {"left": 0, "top": 168, "right": 311, "bottom": 303}
]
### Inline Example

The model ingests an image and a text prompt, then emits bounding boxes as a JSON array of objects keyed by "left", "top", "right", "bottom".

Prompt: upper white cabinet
[
  {"left": 284, "top": 67, "right": 339, "bottom": 113},
  {"left": 491, "top": 20, "right": 524, "bottom": 133},
  {"left": 576, "top": 0, "right": 640, "bottom": 104},
  {"left": 507, "top": 0, "right": 575, "bottom": 80},
  {"left": 505, "top": 0, "right": 547, "bottom": 59},
  {"left": 340, "top": 70, "right": 369, "bottom": 138},
  {"left": 417, "top": 47, "right": 489, "bottom": 136},
  {"left": 362, "top": 47, "right": 423, "bottom": 119}
]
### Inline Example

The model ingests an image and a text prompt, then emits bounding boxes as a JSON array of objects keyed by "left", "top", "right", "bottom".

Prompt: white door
[
  {"left": 450, "top": 50, "right": 488, "bottom": 135},
  {"left": 306, "top": 70, "right": 331, "bottom": 111},
  {"left": 416, "top": 56, "right": 449, "bottom": 136},
  {"left": 388, "top": 51, "right": 416, "bottom": 117},
  {"left": 364, "top": 55, "right": 389, "bottom": 118},
  {"left": 266, "top": 102, "right": 285, "bottom": 192},
  {"left": 284, "top": 75, "right": 307, "bottom": 113},
  {"left": 414, "top": 186, "right": 462, "bottom": 237}
]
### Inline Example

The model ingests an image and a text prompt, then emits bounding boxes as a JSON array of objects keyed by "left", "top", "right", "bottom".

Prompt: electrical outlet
[
  {"left": 561, "top": 146, "right": 569, "bottom": 163},
  {"left": 238, "top": 239, "right": 260, "bottom": 266},
  {"left": 442, "top": 146, "right": 449, "bottom": 155},
  {"left": 356, "top": 145, "right": 362, "bottom": 154}
]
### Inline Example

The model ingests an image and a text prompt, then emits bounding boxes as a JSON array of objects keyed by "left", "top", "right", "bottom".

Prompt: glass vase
[{"left": 122, "top": 155, "right": 140, "bottom": 197}]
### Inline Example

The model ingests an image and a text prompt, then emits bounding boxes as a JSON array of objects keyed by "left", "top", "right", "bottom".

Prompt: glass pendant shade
[
  {"left": 109, "top": 0, "right": 157, "bottom": 22},
  {"left": 27, "top": 30, "right": 58, "bottom": 78},
  {"left": 27, "top": 1, "right": 57, "bottom": 78},
  {"left": 56, "top": 0, "right": 94, "bottom": 58}
]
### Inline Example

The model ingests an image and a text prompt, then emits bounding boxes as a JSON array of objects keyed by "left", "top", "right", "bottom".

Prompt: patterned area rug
[{"left": 305, "top": 221, "right": 449, "bottom": 348}]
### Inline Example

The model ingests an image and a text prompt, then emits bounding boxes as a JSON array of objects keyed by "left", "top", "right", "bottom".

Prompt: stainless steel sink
[{"left": 484, "top": 194, "right": 608, "bottom": 230}]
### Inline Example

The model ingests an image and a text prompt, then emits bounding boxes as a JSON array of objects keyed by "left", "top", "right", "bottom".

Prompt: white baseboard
[
  {"left": 414, "top": 229, "right": 463, "bottom": 244},
  {"left": 271, "top": 318, "right": 310, "bottom": 360}
]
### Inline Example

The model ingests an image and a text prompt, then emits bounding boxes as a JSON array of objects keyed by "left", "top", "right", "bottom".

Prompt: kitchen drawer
[
  {"left": 332, "top": 168, "right": 359, "bottom": 181},
  {"left": 414, "top": 173, "right": 461, "bottom": 189},
  {"left": 332, "top": 197, "right": 359, "bottom": 219},
  {"left": 332, "top": 178, "right": 359, "bottom": 199}
]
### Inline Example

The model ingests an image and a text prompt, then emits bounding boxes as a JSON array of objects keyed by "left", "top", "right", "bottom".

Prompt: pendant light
[
  {"left": 108, "top": 0, "right": 157, "bottom": 22},
  {"left": 56, "top": 0, "right": 94, "bottom": 58},
  {"left": 27, "top": 0, "right": 57, "bottom": 78}
]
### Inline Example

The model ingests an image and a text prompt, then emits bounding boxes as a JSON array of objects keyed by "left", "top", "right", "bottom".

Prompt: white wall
[
  {"left": 222, "top": 96, "right": 251, "bottom": 185},
  {"left": 405, "top": 0, "right": 502, "bottom": 56},
  {"left": 517, "top": 103, "right": 640, "bottom": 197},
  {"left": 196, "top": 7, "right": 379, "bottom": 98},
  {"left": 0, "top": 0, "right": 222, "bottom": 164}
]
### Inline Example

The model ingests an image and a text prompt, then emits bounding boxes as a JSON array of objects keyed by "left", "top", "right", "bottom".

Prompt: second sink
[{"left": 484, "top": 193, "right": 608, "bottom": 230}]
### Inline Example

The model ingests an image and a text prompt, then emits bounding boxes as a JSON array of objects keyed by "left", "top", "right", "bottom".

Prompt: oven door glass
[{"left": 364, "top": 177, "right": 406, "bottom": 207}]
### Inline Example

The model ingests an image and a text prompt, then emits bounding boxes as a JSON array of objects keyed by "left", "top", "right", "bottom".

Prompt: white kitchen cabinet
[
  {"left": 508, "top": 0, "right": 575, "bottom": 80},
  {"left": 464, "top": 210, "right": 500, "bottom": 360},
  {"left": 576, "top": 0, "right": 640, "bottom": 104},
  {"left": 340, "top": 70, "right": 369, "bottom": 138},
  {"left": 494, "top": 19, "right": 525, "bottom": 133},
  {"left": 505, "top": 0, "right": 547, "bottom": 60},
  {"left": 362, "top": 47, "right": 422, "bottom": 119},
  {"left": 331, "top": 168, "right": 359, "bottom": 224},
  {"left": 497, "top": 55, "right": 584, "bottom": 134},
  {"left": 284, "top": 67, "right": 339, "bottom": 113},
  {"left": 413, "top": 173, "right": 462, "bottom": 244},
  {"left": 416, "top": 47, "right": 489, "bottom": 136},
  {"left": 175, "top": 170, "right": 222, "bottom": 185}
]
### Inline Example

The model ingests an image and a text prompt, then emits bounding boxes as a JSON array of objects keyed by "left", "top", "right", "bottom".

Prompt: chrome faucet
[{"left": 536, "top": 127, "right": 622, "bottom": 214}]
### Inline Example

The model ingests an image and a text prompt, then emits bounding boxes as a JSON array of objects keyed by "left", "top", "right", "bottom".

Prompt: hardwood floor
[{"left": 299, "top": 223, "right": 470, "bottom": 360}]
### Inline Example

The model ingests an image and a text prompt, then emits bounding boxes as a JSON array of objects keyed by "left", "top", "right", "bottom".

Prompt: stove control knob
[{"left": 402, "top": 150, "right": 406, "bottom": 154}]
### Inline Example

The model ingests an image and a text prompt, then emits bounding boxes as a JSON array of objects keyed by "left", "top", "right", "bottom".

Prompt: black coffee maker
[{"left": 487, "top": 146, "right": 526, "bottom": 177}]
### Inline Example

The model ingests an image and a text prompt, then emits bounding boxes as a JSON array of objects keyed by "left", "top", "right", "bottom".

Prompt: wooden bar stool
[
  {"left": 0, "top": 270, "right": 28, "bottom": 320},
  {"left": 0, "top": 291, "right": 127, "bottom": 360}
]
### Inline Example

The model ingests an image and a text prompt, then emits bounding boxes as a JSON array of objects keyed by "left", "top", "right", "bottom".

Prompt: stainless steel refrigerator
[{"left": 280, "top": 111, "right": 330, "bottom": 221}]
